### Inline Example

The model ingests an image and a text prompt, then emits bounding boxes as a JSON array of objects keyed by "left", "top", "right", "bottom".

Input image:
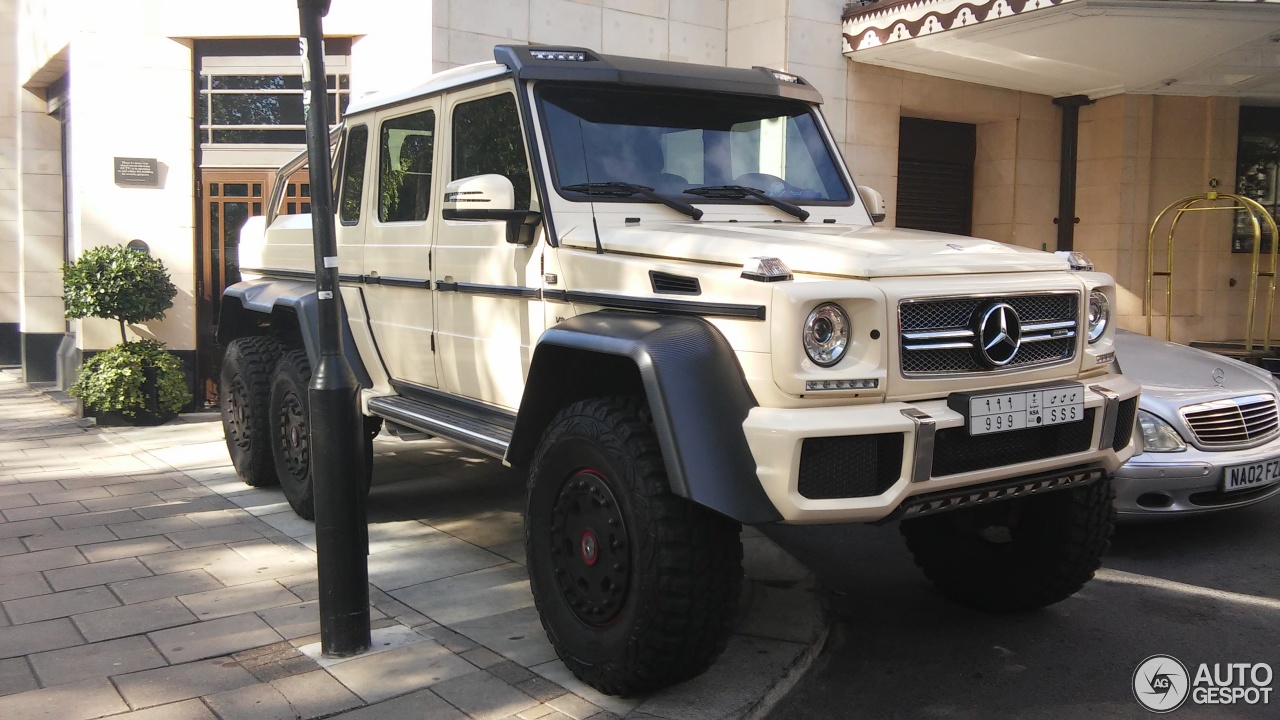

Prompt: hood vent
[{"left": 649, "top": 271, "right": 700, "bottom": 296}]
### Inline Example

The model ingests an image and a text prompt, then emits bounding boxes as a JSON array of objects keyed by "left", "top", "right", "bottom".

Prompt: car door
[
  {"left": 360, "top": 101, "right": 441, "bottom": 387},
  {"left": 433, "top": 83, "right": 543, "bottom": 409}
]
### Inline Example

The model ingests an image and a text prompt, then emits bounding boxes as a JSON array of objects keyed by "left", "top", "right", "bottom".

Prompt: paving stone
[
  {"left": 135, "top": 497, "right": 231, "bottom": 521},
  {"left": 366, "top": 536, "right": 506, "bottom": 591},
  {"left": 0, "top": 677, "right": 128, "bottom": 720},
  {"left": 3, "top": 500, "right": 87, "bottom": 522},
  {"left": 489, "top": 540, "right": 527, "bottom": 566},
  {"left": 488, "top": 660, "right": 537, "bottom": 686},
  {"left": 517, "top": 705, "right": 559, "bottom": 720},
  {"left": 416, "top": 625, "right": 481, "bottom": 654},
  {"left": 108, "top": 516, "right": 202, "bottom": 540},
  {"left": 452, "top": 607, "right": 559, "bottom": 667},
  {"left": 178, "top": 579, "right": 300, "bottom": 620},
  {"left": 114, "top": 657, "right": 257, "bottom": 709},
  {"left": 255, "top": 600, "right": 385, "bottom": 641},
  {"left": 433, "top": 670, "right": 540, "bottom": 720},
  {"left": 137, "top": 545, "right": 243, "bottom": 575},
  {"left": 516, "top": 676, "right": 569, "bottom": 703},
  {"left": 0, "top": 537, "right": 24, "bottom": 557},
  {"left": 4, "top": 585, "right": 119, "bottom": 624},
  {"left": 257, "top": 510, "right": 316, "bottom": 538},
  {"left": 0, "top": 656, "right": 39, "bottom": 696},
  {"left": 528, "top": 662, "right": 640, "bottom": 719},
  {"left": 0, "top": 518, "right": 59, "bottom": 540},
  {"left": 0, "top": 481, "right": 62, "bottom": 499},
  {"left": 237, "top": 645, "right": 319, "bottom": 683},
  {"left": 546, "top": 694, "right": 603, "bottom": 720},
  {"left": 105, "top": 477, "right": 185, "bottom": 496},
  {"left": 80, "top": 536, "right": 179, "bottom": 563},
  {"left": 149, "top": 612, "right": 282, "bottom": 664},
  {"left": 326, "top": 637, "right": 476, "bottom": 703},
  {"left": 184, "top": 509, "right": 243, "bottom": 528},
  {"left": 0, "top": 494, "right": 35, "bottom": 510},
  {"left": 111, "top": 569, "right": 223, "bottom": 605},
  {"left": 29, "top": 635, "right": 167, "bottom": 687},
  {"left": 95, "top": 698, "right": 216, "bottom": 720},
  {"left": 80, "top": 492, "right": 166, "bottom": 513},
  {"left": 330, "top": 687, "right": 464, "bottom": 719},
  {"left": 166, "top": 524, "right": 262, "bottom": 549},
  {"left": 0, "top": 546, "right": 85, "bottom": 576},
  {"left": 54, "top": 508, "right": 143, "bottom": 530},
  {"left": 272, "top": 669, "right": 363, "bottom": 718},
  {"left": 0, "top": 572, "right": 51, "bottom": 602},
  {"left": 45, "top": 557, "right": 151, "bottom": 591},
  {"left": 72, "top": 597, "right": 199, "bottom": 643},
  {"left": 203, "top": 545, "right": 315, "bottom": 587},
  {"left": 202, "top": 682, "right": 294, "bottom": 720},
  {"left": 392, "top": 563, "right": 533, "bottom": 626},
  {"left": 461, "top": 646, "right": 507, "bottom": 669},
  {"left": 21, "top": 525, "right": 116, "bottom": 552},
  {"left": 31, "top": 487, "right": 111, "bottom": 505}
]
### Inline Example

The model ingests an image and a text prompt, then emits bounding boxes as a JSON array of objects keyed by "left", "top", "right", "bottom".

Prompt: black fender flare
[
  {"left": 218, "top": 278, "right": 373, "bottom": 387},
  {"left": 507, "top": 311, "right": 781, "bottom": 524}
]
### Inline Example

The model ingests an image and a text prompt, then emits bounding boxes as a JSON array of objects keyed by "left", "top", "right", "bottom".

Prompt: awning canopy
[{"left": 842, "top": 0, "right": 1280, "bottom": 101}]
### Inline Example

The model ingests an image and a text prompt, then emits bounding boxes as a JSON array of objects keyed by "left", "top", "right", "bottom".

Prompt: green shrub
[
  {"left": 70, "top": 340, "right": 191, "bottom": 418},
  {"left": 63, "top": 245, "right": 178, "bottom": 342}
]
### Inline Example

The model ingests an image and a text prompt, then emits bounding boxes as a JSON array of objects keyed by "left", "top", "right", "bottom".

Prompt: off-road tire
[
  {"left": 269, "top": 349, "right": 316, "bottom": 519},
  {"left": 900, "top": 476, "right": 1115, "bottom": 613},
  {"left": 220, "top": 336, "right": 282, "bottom": 487},
  {"left": 525, "top": 396, "right": 743, "bottom": 697}
]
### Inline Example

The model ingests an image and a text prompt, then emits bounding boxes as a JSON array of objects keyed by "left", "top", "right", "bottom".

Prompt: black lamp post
[{"left": 297, "top": 0, "right": 371, "bottom": 658}]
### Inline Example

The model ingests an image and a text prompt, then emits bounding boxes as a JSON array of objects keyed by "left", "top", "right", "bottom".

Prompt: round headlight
[
  {"left": 804, "top": 303, "right": 850, "bottom": 367},
  {"left": 1088, "top": 291, "right": 1110, "bottom": 343}
]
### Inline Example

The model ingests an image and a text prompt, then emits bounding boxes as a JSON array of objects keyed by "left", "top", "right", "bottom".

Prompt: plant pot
[{"left": 85, "top": 364, "right": 177, "bottom": 426}]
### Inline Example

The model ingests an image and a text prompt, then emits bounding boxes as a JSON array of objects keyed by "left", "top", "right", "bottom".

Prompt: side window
[
  {"left": 378, "top": 109, "right": 435, "bottom": 223},
  {"left": 339, "top": 125, "right": 368, "bottom": 224},
  {"left": 452, "top": 94, "right": 531, "bottom": 211}
]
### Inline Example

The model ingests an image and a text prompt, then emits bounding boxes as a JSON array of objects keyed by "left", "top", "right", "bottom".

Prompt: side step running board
[{"left": 368, "top": 395, "right": 511, "bottom": 459}]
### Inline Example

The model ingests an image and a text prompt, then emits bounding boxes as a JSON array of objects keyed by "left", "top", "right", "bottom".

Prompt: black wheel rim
[
  {"left": 550, "top": 469, "right": 630, "bottom": 626},
  {"left": 226, "top": 375, "right": 251, "bottom": 451},
  {"left": 277, "top": 389, "right": 309, "bottom": 479}
]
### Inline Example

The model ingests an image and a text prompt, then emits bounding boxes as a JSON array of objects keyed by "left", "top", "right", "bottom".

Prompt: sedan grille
[
  {"left": 899, "top": 293, "right": 1079, "bottom": 376},
  {"left": 1181, "top": 394, "right": 1280, "bottom": 447}
]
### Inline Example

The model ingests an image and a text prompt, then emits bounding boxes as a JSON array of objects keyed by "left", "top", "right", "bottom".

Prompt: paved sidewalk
[{"left": 0, "top": 369, "right": 824, "bottom": 720}]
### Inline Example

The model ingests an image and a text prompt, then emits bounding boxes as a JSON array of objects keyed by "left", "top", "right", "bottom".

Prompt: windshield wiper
[
  {"left": 683, "top": 185, "right": 810, "bottom": 221},
  {"left": 562, "top": 182, "right": 703, "bottom": 221}
]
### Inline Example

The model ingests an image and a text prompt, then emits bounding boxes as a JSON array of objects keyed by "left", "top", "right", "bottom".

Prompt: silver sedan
[{"left": 1113, "top": 329, "right": 1280, "bottom": 519}]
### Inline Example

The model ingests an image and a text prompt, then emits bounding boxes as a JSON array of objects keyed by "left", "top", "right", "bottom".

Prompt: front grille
[
  {"left": 797, "top": 434, "right": 904, "bottom": 499},
  {"left": 899, "top": 293, "right": 1078, "bottom": 376},
  {"left": 932, "top": 408, "right": 1096, "bottom": 476},
  {"left": 1181, "top": 394, "right": 1279, "bottom": 447},
  {"left": 1113, "top": 397, "right": 1138, "bottom": 452}
]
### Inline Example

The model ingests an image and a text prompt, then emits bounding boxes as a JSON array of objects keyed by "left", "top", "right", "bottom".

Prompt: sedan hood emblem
[
  {"left": 976, "top": 303, "right": 1022, "bottom": 367},
  {"left": 1212, "top": 367, "right": 1225, "bottom": 387}
]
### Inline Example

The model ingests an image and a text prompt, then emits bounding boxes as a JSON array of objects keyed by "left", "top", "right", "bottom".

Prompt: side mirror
[
  {"left": 857, "top": 185, "right": 886, "bottom": 223},
  {"left": 442, "top": 174, "right": 541, "bottom": 245}
]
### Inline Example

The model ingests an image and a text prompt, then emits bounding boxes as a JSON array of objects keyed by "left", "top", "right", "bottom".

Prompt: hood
[
  {"left": 1114, "top": 330, "right": 1278, "bottom": 403},
  {"left": 561, "top": 221, "right": 1068, "bottom": 278}
]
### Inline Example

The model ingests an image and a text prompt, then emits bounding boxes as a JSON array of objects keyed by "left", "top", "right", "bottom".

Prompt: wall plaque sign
[{"left": 114, "top": 157, "right": 159, "bottom": 186}]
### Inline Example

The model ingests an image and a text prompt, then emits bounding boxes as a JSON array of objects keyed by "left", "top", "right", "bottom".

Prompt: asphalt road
[{"left": 763, "top": 493, "right": 1280, "bottom": 719}]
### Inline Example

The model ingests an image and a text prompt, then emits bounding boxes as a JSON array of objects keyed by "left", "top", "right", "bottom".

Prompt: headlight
[
  {"left": 1088, "top": 291, "right": 1109, "bottom": 343},
  {"left": 803, "top": 303, "right": 850, "bottom": 367},
  {"left": 1138, "top": 410, "right": 1185, "bottom": 452}
]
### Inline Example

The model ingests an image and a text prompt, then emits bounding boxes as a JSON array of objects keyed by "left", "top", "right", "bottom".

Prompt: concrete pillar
[{"left": 0, "top": 0, "right": 19, "bottom": 365}]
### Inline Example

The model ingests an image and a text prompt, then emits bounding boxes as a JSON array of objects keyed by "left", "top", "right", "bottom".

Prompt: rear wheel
[
  {"left": 900, "top": 476, "right": 1115, "bottom": 612},
  {"left": 220, "top": 336, "right": 282, "bottom": 488},
  {"left": 269, "top": 350, "right": 315, "bottom": 519},
  {"left": 525, "top": 396, "right": 742, "bottom": 696}
]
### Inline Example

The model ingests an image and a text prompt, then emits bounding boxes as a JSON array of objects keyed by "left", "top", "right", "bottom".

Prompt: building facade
[{"left": 1, "top": 0, "right": 1278, "bottom": 402}]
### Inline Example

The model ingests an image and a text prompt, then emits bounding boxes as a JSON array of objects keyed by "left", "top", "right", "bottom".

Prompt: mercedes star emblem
[{"left": 976, "top": 303, "right": 1022, "bottom": 367}]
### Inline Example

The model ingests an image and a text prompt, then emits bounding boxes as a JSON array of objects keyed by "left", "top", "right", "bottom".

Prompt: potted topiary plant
[{"left": 63, "top": 244, "right": 191, "bottom": 425}]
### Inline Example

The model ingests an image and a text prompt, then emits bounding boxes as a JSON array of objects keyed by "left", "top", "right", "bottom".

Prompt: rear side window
[
  {"left": 452, "top": 94, "right": 531, "bottom": 211},
  {"left": 379, "top": 110, "right": 435, "bottom": 223},
  {"left": 339, "top": 125, "right": 368, "bottom": 224}
]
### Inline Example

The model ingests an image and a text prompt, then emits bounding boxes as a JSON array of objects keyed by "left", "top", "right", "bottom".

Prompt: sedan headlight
[
  {"left": 803, "top": 303, "right": 850, "bottom": 367},
  {"left": 1087, "top": 291, "right": 1110, "bottom": 343},
  {"left": 1138, "top": 410, "right": 1185, "bottom": 452}
]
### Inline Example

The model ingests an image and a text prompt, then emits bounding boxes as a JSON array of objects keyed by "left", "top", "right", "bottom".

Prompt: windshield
[{"left": 537, "top": 84, "right": 852, "bottom": 205}]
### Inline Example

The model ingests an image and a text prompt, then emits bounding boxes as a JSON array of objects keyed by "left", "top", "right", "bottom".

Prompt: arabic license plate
[
  {"left": 1224, "top": 458, "right": 1280, "bottom": 493},
  {"left": 968, "top": 384, "right": 1085, "bottom": 436}
]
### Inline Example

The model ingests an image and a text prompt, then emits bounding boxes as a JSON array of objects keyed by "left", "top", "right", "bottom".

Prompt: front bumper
[
  {"left": 743, "top": 375, "right": 1141, "bottom": 523},
  {"left": 1114, "top": 434, "right": 1280, "bottom": 518}
]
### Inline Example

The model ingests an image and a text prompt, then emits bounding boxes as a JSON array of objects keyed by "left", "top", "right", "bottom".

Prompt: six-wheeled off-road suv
[{"left": 218, "top": 46, "right": 1140, "bottom": 695}]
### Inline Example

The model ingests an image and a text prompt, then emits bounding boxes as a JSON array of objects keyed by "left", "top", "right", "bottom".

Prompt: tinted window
[
  {"left": 452, "top": 94, "right": 531, "bottom": 210},
  {"left": 340, "top": 125, "right": 368, "bottom": 223},
  {"left": 379, "top": 110, "right": 435, "bottom": 223}
]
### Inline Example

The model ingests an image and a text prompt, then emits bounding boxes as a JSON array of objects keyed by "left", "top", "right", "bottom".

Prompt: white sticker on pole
[
  {"left": 318, "top": 290, "right": 334, "bottom": 300},
  {"left": 299, "top": 38, "right": 311, "bottom": 82},
  {"left": 323, "top": 256, "right": 339, "bottom": 268}
]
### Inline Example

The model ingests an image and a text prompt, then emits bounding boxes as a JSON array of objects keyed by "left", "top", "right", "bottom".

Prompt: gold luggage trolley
[{"left": 1146, "top": 188, "right": 1280, "bottom": 362}]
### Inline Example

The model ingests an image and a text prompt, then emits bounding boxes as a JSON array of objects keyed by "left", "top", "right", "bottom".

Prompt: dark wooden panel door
[{"left": 896, "top": 117, "right": 977, "bottom": 236}]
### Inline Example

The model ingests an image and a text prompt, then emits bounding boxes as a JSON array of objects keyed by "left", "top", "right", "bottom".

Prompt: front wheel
[
  {"left": 900, "top": 476, "right": 1115, "bottom": 613},
  {"left": 525, "top": 397, "right": 743, "bottom": 697}
]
